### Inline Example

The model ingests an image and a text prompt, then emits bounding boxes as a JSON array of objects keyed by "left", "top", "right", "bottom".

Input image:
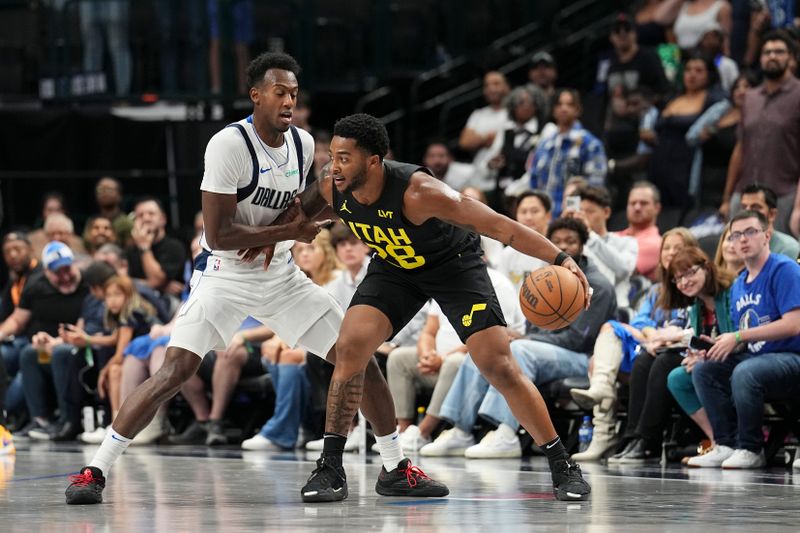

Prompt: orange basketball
[{"left": 519, "top": 265, "right": 585, "bottom": 330}]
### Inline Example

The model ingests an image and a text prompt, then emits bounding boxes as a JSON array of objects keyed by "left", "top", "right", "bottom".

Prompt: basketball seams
[
  {"left": 519, "top": 265, "right": 584, "bottom": 331},
  {"left": 530, "top": 268, "right": 570, "bottom": 324}
]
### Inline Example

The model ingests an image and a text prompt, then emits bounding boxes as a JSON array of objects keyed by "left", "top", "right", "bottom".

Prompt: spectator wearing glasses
[
  {"left": 664, "top": 246, "right": 736, "bottom": 463},
  {"left": 689, "top": 210, "right": 800, "bottom": 468},
  {"left": 739, "top": 183, "right": 799, "bottom": 260}
]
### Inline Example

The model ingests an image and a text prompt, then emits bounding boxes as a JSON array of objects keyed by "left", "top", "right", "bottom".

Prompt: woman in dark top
[
  {"left": 646, "top": 51, "right": 721, "bottom": 210},
  {"left": 686, "top": 72, "right": 758, "bottom": 208}
]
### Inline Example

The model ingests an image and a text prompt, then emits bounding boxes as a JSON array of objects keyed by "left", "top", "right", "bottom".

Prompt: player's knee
[
  {"left": 155, "top": 350, "right": 200, "bottom": 391},
  {"left": 478, "top": 356, "right": 519, "bottom": 390},
  {"left": 600, "top": 322, "right": 614, "bottom": 334}
]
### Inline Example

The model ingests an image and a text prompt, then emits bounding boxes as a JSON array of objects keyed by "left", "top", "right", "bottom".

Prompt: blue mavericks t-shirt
[{"left": 731, "top": 253, "right": 800, "bottom": 355}]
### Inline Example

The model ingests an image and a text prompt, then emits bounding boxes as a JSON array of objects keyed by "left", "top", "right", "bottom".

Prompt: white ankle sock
[
  {"left": 496, "top": 423, "right": 518, "bottom": 441},
  {"left": 89, "top": 427, "right": 132, "bottom": 474},
  {"left": 375, "top": 430, "right": 405, "bottom": 471}
]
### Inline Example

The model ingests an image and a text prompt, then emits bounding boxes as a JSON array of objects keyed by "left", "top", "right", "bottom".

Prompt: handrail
[{"left": 354, "top": 86, "right": 396, "bottom": 113}]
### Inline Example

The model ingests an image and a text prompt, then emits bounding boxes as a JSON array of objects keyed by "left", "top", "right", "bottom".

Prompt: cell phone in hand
[
  {"left": 689, "top": 336, "right": 714, "bottom": 351},
  {"left": 565, "top": 195, "right": 581, "bottom": 212}
]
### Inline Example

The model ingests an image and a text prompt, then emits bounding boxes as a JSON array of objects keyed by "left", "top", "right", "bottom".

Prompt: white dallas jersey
[{"left": 199, "top": 116, "right": 314, "bottom": 263}]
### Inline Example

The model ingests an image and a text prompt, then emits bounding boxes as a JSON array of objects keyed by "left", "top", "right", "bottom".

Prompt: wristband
[
  {"left": 734, "top": 331, "right": 742, "bottom": 343},
  {"left": 553, "top": 251, "right": 570, "bottom": 266}
]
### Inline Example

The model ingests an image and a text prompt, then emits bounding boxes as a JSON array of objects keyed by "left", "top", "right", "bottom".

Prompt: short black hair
[
  {"left": 515, "top": 190, "right": 552, "bottom": 214},
  {"left": 742, "top": 183, "right": 778, "bottom": 209},
  {"left": 761, "top": 29, "right": 798, "bottom": 57},
  {"left": 578, "top": 185, "right": 611, "bottom": 209},
  {"left": 730, "top": 209, "right": 769, "bottom": 230},
  {"left": 83, "top": 260, "right": 116, "bottom": 288},
  {"left": 133, "top": 196, "right": 166, "bottom": 215},
  {"left": 246, "top": 52, "right": 301, "bottom": 89},
  {"left": 547, "top": 216, "right": 589, "bottom": 245},
  {"left": 333, "top": 113, "right": 390, "bottom": 159}
]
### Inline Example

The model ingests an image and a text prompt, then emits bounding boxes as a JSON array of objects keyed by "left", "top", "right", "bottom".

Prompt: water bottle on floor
[{"left": 578, "top": 416, "right": 593, "bottom": 452}]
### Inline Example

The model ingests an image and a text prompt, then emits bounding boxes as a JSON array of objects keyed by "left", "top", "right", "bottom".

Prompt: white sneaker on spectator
[
  {"left": 721, "top": 448, "right": 766, "bottom": 469},
  {"left": 687, "top": 444, "right": 735, "bottom": 468},
  {"left": 419, "top": 428, "right": 474, "bottom": 457},
  {"left": 241, "top": 434, "right": 285, "bottom": 451},
  {"left": 399, "top": 425, "right": 431, "bottom": 452},
  {"left": 793, "top": 455, "right": 800, "bottom": 470},
  {"left": 305, "top": 431, "right": 359, "bottom": 452},
  {"left": 79, "top": 427, "right": 107, "bottom": 444},
  {"left": 465, "top": 430, "right": 521, "bottom": 459}
]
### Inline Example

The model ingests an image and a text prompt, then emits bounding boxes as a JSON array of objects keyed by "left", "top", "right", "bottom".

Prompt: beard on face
[
  {"left": 342, "top": 169, "right": 367, "bottom": 194},
  {"left": 763, "top": 60, "right": 788, "bottom": 80}
]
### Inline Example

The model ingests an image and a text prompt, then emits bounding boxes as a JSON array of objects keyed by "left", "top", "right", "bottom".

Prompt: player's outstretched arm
[{"left": 404, "top": 173, "right": 591, "bottom": 307}]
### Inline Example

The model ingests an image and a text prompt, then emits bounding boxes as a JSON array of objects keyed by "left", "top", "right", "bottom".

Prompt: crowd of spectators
[{"left": 1, "top": 2, "right": 800, "bottom": 473}]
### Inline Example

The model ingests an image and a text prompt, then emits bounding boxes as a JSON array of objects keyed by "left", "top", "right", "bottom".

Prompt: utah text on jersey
[{"left": 343, "top": 221, "right": 426, "bottom": 270}]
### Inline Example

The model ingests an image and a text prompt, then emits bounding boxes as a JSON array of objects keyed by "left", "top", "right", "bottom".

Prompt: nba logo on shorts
[{"left": 212, "top": 258, "right": 222, "bottom": 271}]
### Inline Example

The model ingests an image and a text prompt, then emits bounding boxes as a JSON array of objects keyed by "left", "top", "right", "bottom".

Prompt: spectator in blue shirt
[{"left": 689, "top": 210, "right": 800, "bottom": 469}]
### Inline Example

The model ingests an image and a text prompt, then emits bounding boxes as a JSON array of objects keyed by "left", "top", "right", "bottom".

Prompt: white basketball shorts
[{"left": 168, "top": 251, "right": 342, "bottom": 360}]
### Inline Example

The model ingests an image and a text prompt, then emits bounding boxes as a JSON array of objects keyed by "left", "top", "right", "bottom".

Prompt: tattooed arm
[{"left": 402, "top": 172, "right": 591, "bottom": 307}]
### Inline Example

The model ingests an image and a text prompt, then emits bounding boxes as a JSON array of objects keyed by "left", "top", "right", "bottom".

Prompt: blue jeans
[
  {"left": 79, "top": 0, "right": 131, "bottom": 95},
  {"left": 258, "top": 363, "right": 310, "bottom": 449},
  {"left": 20, "top": 345, "right": 56, "bottom": 419},
  {"left": 2, "top": 338, "right": 29, "bottom": 415},
  {"left": 438, "top": 340, "right": 588, "bottom": 432},
  {"left": 692, "top": 352, "right": 800, "bottom": 452}
]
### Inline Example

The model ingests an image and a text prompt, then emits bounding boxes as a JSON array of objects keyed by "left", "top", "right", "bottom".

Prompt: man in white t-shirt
[
  {"left": 65, "top": 52, "right": 441, "bottom": 505},
  {"left": 495, "top": 191, "right": 552, "bottom": 291},
  {"left": 565, "top": 184, "right": 638, "bottom": 309},
  {"left": 458, "top": 71, "right": 510, "bottom": 191},
  {"left": 422, "top": 140, "right": 475, "bottom": 193}
]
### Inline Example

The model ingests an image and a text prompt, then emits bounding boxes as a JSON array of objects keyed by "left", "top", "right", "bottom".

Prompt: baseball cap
[
  {"left": 2, "top": 231, "right": 30, "bottom": 246},
  {"left": 612, "top": 13, "right": 634, "bottom": 32},
  {"left": 42, "top": 241, "right": 74, "bottom": 271},
  {"left": 530, "top": 51, "right": 555, "bottom": 67}
]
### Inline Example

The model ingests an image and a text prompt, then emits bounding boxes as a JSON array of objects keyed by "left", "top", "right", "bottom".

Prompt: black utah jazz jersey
[{"left": 331, "top": 160, "right": 480, "bottom": 271}]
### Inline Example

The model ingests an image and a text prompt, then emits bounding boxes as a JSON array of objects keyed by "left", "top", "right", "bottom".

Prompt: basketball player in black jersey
[{"left": 248, "top": 113, "right": 593, "bottom": 502}]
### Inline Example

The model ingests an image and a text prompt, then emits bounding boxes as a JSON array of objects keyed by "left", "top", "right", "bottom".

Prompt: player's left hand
[{"left": 560, "top": 256, "right": 592, "bottom": 309}]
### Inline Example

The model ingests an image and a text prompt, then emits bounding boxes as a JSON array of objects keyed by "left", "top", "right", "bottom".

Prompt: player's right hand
[{"left": 561, "top": 256, "right": 592, "bottom": 309}]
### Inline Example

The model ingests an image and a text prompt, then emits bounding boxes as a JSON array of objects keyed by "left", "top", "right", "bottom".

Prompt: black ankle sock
[
  {"left": 322, "top": 432, "right": 347, "bottom": 457},
  {"left": 541, "top": 436, "right": 568, "bottom": 465}
]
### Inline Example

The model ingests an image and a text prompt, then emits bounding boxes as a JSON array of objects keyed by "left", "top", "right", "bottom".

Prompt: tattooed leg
[{"left": 325, "top": 370, "right": 365, "bottom": 436}]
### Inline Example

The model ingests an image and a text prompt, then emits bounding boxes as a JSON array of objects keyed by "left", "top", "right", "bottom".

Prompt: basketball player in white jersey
[{"left": 65, "top": 52, "right": 447, "bottom": 505}]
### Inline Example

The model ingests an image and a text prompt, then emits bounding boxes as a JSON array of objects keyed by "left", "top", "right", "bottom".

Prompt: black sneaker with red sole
[
  {"left": 65, "top": 466, "right": 106, "bottom": 505},
  {"left": 375, "top": 458, "right": 449, "bottom": 497}
]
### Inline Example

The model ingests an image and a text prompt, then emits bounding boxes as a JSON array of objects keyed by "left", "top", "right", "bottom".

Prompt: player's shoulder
[
  {"left": 207, "top": 122, "right": 251, "bottom": 154},
  {"left": 291, "top": 125, "right": 315, "bottom": 146}
]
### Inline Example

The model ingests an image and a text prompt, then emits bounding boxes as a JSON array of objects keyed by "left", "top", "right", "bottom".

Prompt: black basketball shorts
[{"left": 349, "top": 248, "right": 507, "bottom": 343}]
